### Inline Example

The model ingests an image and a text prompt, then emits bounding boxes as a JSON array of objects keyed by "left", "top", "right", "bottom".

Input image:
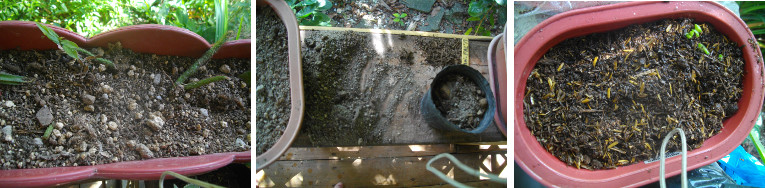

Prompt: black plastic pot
[{"left": 420, "top": 65, "right": 496, "bottom": 134}]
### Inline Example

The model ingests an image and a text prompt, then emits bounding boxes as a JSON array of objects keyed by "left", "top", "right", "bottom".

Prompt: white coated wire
[{"left": 659, "top": 128, "right": 687, "bottom": 188}]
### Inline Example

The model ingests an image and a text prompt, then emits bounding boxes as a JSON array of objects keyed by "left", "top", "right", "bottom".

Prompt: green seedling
[
  {"left": 35, "top": 23, "right": 114, "bottom": 69},
  {"left": 184, "top": 75, "right": 228, "bottom": 90},
  {"left": 718, "top": 54, "right": 724, "bottom": 61},
  {"left": 393, "top": 13, "right": 407, "bottom": 27},
  {"left": 0, "top": 72, "right": 30, "bottom": 85},
  {"left": 685, "top": 24, "right": 704, "bottom": 39},
  {"left": 175, "top": 31, "right": 230, "bottom": 87},
  {"left": 697, "top": 43, "right": 710, "bottom": 55},
  {"left": 41, "top": 124, "right": 54, "bottom": 140}
]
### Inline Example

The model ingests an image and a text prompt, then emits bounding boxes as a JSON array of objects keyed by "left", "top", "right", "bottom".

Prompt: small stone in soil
[
  {"left": 2, "top": 126, "right": 12, "bottom": 142},
  {"left": 136, "top": 143, "right": 154, "bottom": 159},
  {"left": 77, "top": 142, "right": 88, "bottom": 152},
  {"left": 220, "top": 65, "right": 231, "bottom": 74},
  {"left": 4, "top": 101, "right": 15, "bottom": 108},
  {"left": 479, "top": 98, "right": 488, "bottom": 108},
  {"left": 84, "top": 105, "right": 95, "bottom": 112},
  {"left": 108, "top": 121, "right": 118, "bottom": 131},
  {"left": 145, "top": 114, "right": 165, "bottom": 131},
  {"left": 81, "top": 94, "right": 96, "bottom": 105},
  {"left": 200, "top": 108, "right": 209, "bottom": 117},
  {"left": 35, "top": 106, "right": 53, "bottom": 127},
  {"left": 152, "top": 74, "right": 161, "bottom": 85},
  {"left": 33, "top": 138, "right": 43, "bottom": 146}
]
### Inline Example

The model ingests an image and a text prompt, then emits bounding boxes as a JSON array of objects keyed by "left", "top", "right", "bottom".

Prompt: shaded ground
[{"left": 326, "top": 0, "right": 506, "bottom": 36}]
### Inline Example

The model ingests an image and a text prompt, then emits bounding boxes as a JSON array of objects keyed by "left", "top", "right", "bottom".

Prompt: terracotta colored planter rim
[
  {"left": 254, "top": 0, "right": 305, "bottom": 171},
  {"left": 0, "top": 21, "right": 251, "bottom": 187},
  {"left": 488, "top": 28, "right": 507, "bottom": 136},
  {"left": 514, "top": 1, "right": 764, "bottom": 187}
]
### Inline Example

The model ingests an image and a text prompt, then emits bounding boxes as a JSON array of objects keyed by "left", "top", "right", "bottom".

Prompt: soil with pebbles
[
  {"left": 0, "top": 43, "right": 250, "bottom": 169},
  {"left": 255, "top": 6, "right": 291, "bottom": 155},
  {"left": 435, "top": 75, "right": 486, "bottom": 131}
]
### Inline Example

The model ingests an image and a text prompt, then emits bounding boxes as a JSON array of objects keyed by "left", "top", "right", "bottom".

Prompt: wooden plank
[
  {"left": 279, "top": 145, "right": 456, "bottom": 161},
  {"left": 414, "top": 180, "right": 505, "bottom": 188},
  {"left": 291, "top": 30, "right": 506, "bottom": 147},
  {"left": 257, "top": 152, "right": 508, "bottom": 187},
  {"left": 279, "top": 145, "right": 507, "bottom": 161}
]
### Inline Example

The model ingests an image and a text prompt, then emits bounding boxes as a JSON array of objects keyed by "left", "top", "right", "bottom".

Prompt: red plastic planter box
[
  {"left": 514, "top": 2, "right": 764, "bottom": 187},
  {"left": 0, "top": 21, "right": 250, "bottom": 187}
]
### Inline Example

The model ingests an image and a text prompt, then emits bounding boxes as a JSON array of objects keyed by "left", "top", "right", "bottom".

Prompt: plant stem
[
  {"left": 75, "top": 48, "right": 114, "bottom": 68},
  {"left": 159, "top": 171, "right": 224, "bottom": 188},
  {"left": 184, "top": 75, "right": 228, "bottom": 90},
  {"left": 0, "top": 72, "right": 30, "bottom": 85},
  {"left": 175, "top": 32, "right": 230, "bottom": 86}
]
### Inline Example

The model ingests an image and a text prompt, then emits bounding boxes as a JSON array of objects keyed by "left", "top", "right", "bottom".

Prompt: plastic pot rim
[{"left": 514, "top": 1, "right": 764, "bottom": 187}]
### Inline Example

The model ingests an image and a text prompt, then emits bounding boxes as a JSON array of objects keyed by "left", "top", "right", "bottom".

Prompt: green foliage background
[{"left": 0, "top": 0, "right": 250, "bottom": 43}]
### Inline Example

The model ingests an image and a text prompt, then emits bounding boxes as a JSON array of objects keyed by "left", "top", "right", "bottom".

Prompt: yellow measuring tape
[{"left": 461, "top": 38, "right": 469, "bottom": 66}]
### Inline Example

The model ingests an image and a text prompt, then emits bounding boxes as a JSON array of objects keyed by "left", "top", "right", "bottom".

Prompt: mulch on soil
[{"left": 523, "top": 18, "right": 744, "bottom": 169}]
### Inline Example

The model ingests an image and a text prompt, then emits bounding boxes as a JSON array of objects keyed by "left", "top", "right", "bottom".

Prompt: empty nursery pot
[{"left": 420, "top": 65, "right": 496, "bottom": 134}]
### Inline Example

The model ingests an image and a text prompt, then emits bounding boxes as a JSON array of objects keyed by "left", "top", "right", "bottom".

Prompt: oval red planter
[
  {"left": 0, "top": 21, "right": 251, "bottom": 187},
  {"left": 254, "top": 0, "right": 305, "bottom": 171},
  {"left": 514, "top": 2, "right": 764, "bottom": 187}
]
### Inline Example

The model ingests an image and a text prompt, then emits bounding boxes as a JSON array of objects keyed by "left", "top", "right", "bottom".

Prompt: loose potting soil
[
  {"left": 0, "top": 44, "right": 250, "bottom": 169},
  {"left": 300, "top": 30, "right": 462, "bottom": 145},
  {"left": 523, "top": 18, "right": 744, "bottom": 169},
  {"left": 255, "top": 6, "right": 291, "bottom": 155},
  {"left": 435, "top": 75, "right": 486, "bottom": 131}
]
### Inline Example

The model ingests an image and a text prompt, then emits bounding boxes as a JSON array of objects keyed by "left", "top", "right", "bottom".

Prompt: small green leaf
[
  {"left": 468, "top": 1, "right": 487, "bottom": 18},
  {"left": 35, "top": 22, "right": 60, "bottom": 45},
  {"left": 296, "top": 6, "right": 315, "bottom": 18},
  {"left": 464, "top": 27, "right": 473, "bottom": 35},
  {"left": 393, "top": 13, "right": 400, "bottom": 17},
  {"left": 401, "top": 13, "right": 407, "bottom": 17},
  {"left": 316, "top": 0, "right": 333, "bottom": 11},
  {"left": 60, "top": 40, "right": 80, "bottom": 60},
  {"left": 393, "top": 18, "right": 400, "bottom": 22},
  {"left": 0, "top": 72, "right": 30, "bottom": 85},
  {"left": 42, "top": 123, "right": 54, "bottom": 140},
  {"left": 694, "top": 24, "right": 703, "bottom": 34},
  {"left": 314, "top": 12, "right": 330, "bottom": 22},
  {"left": 466, "top": 16, "right": 481, "bottom": 21}
]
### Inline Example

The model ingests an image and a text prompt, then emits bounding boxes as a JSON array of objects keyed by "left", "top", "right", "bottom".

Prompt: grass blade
[{"left": 184, "top": 75, "right": 228, "bottom": 90}]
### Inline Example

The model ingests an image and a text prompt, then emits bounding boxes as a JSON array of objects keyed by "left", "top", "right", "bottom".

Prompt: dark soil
[
  {"left": 523, "top": 18, "right": 744, "bottom": 169},
  {"left": 255, "top": 6, "right": 291, "bottom": 155},
  {"left": 300, "top": 30, "right": 460, "bottom": 145},
  {"left": 435, "top": 75, "right": 485, "bottom": 131},
  {"left": 0, "top": 44, "right": 250, "bottom": 169}
]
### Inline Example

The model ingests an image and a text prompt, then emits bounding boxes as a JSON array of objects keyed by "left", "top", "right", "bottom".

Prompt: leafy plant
[
  {"left": 393, "top": 12, "right": 407, "bottom": 27},
  {"left": 35, "top": 22, "right": 114, "bottom": 68},
  {"left": 738, "top": 1, "right": 765, "bottom": 50},
  {"left": 0, "top": 72, "right": 30, "bottom": 85},
  {"left": 465, "top": 0, "right": 505, "bottom": 36},
  {"left": 287, "top": 0, "right": 333, "bottom": 26}
]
